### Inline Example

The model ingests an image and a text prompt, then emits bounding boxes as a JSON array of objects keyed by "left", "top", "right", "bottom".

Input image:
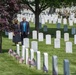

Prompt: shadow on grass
[
  {"left": 2, "top": 27, "right": 74, "bottom": 39},
  {"left": 2, "top": 49, "right": 9, "bottom": 53},
  {"left": 2, "top": 49, "right": 16, "bottom": 53},
  {"left": 71, "top": 72, "right": 76, "bottom": 75},
  {"left": 29, "top": 27, "right": 74, "bottom": 38},
  {"left": 2, "top": 31, "right": 8, "bottom": 38}
]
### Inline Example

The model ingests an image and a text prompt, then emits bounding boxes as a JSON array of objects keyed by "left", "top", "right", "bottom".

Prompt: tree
[
  {"left": 21, "top": 0, "right": 52, "bottom": 31},
  {"left": 0, "top": 0, "right": 75, "bottom": 52},
  {"left": 0, "top": 0, "right": 21, "bottom": 53},
  {"left": 21, "top": 0, "right": 76, "bottom": 31}
]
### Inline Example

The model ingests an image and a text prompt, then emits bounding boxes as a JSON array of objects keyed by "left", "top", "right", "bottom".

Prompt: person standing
[
  {"left": 13, "top": 18, "right": 21, "bottom": 45},
  {"left": 20, "top": 17, "right": 30, "bottom": 45}
]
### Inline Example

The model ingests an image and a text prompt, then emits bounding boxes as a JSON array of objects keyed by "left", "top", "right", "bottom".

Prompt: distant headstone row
[{"left": 17, "top": 12, "right": 76, "bottom": 26}]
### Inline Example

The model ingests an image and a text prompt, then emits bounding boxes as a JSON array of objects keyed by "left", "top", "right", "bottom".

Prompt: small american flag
[
  {"left": 12, "top": 51, "right": 17, "bottom": 57},
  {"left": 28, "top": 57, "right": 31, "bottom": 65},
  {"left": 53, "top": 68, "right": 58, "bottom": 75},
  {"left": 15, "top": 54, "right": 20, "bottom": 60},
  {"left": 31, "top": 58, "right": 37, "bottom": 66},
  {"left": 43, "top": 63, "right": 48, "bottom": 72},
  {"left": 19, "top": 57, "right": 24, "bottom": 63},
  {"left": 8, "top": 49, "right": 13, "bottom": 55}
]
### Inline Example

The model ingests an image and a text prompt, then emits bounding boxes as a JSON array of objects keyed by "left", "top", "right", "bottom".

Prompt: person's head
[
  {"left": 13, "top": 18, "right": 18, "bottom": 24},
  {"left": 22, "top": 17, "right": 26, "bottom": 22}
]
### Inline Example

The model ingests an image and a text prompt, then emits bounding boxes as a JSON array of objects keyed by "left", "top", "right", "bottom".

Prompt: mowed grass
[{"left": 1, "top": 22, "right": 76, "bottom": 75}]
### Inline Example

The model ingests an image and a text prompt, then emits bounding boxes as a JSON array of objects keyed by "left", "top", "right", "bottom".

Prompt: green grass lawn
[{"left": 0, "top": 22, "right": 76, "bottom": 75}]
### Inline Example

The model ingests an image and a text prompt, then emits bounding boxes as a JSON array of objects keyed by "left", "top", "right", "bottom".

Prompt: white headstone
[
  {"left": 22, "top": 45, "right": 25, "bottom": 60},
  {"left": 64, "top": 33, "right": 69, "bottom": 41},
  {"left": 25, "top": 48, "right": 29, "bottom": 64},
  {"left": 65, "top": 42, "right": 72, "bottom": 53},
  {"left": 32, "top": 30, "right": 37, "bottom": 39},
  {"left": 58, "top": 18, "right": 61, "bottom": 23},
  {"left": 31, "top": 41, "right": 38, "bottom": 52},
  {"left": 31, "top": 17, "right": 34, "bottom": 23},
  {"left": 69, "top": 19, "right": 73, "bottom": 26},
  {"left": 48, "top": 15, "right": 52, "bottom": 23},
  {"left": 16, "top": 44, "right": 20, "bottom": 56},
  {"left": 30, "top": 49, "right": 34, "bottom": 63},
  {"left": 8, "top": 32, "right": 13, "bottom": 39},
  {"left": 54, "top": 39, "right": 60, "bottom": 48},
  {"left": 45, "top": 17, "right": 48, "bottom": 23},
  {"left": 42, "top": 18, "right": 45, "bottom": 24},
  {"left": 52, "top": 55, "right": 58, "bottom": 75},
  {"left": 63, "top": 18, "right": 67, "bottom": 25},
  {"left": 45, "top": 35, "right": 51, "bottom": 44},
  {"left": 37, "top": 51, "right": 41, "bottom": 70},
  {"left": 74, "top": 18, "right": 76, "bottom": 23},
  {"left": 56, "top": 30, "right": 61, "bottom": 39},
  {"left": 49, "top": 19, "right": 52, "bottom": 23},
  {"left": 23, "top": 38, "right": 29, "bottom": 48},
  {"left": 38, "top": 33, "right": 44, "bottom": 41},
  {"left": 74, "top": 35, "right": 76, "bottom": 44},
  {"left": 53, "top": 19, "right": 57, "bottom": 24},
  {"left": 43, "top": 53, "right": 48, "bottom": 71}
]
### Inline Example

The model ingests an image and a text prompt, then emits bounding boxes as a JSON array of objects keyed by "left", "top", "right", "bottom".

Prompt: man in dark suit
[{"left": 20, "top": 17, "right": 30, "bottom": 44}]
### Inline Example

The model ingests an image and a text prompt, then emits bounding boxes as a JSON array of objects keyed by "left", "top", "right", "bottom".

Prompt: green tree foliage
[{"left": 21, "top": 0, "right": 76, "bottom": 31}]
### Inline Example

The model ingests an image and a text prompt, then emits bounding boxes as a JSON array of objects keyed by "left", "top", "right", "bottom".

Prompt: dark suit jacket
[{"left": 20, "top": 21, "right": 30, "bottom": 34}]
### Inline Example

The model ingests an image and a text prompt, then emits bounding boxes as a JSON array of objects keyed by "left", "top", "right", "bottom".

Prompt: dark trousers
[{"left": 21, "top": 32, "right": 28, "bottom": 45}]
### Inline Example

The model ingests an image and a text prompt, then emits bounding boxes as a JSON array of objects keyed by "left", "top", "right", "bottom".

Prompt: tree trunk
[
  {"left": 35, "top": 13, "right": 39, "bottom": 32},
  {"left": 35, "top": 0, "right": 40, "bottom": 32},
  {"left": 0, "top": 31, "right": 2, "bottom": 53}
]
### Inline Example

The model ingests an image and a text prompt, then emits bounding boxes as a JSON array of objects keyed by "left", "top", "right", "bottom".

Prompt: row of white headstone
[
  {"left": 17, "top": 13, "right": 76, "bottom": 26},
  {"left": 32, "top": 30, "right": 74, "bottom": 53},
  {"left": 7, "top": 30, "right": 75, "bottom": 53},
  {"left": 17, "top": 14, "right": 35, "bottom": 23},
  {"left": 32, "top": 30, "right": 76, "bottom": 42},
  {"left": 24, "top": 38, "right": 73, "bottom": 53},
  {"left": 16, "top": 44, "right": 70, "bottom": 75},
  {"left": 41, "top": 17, "right": 76, "bottom": 26}
]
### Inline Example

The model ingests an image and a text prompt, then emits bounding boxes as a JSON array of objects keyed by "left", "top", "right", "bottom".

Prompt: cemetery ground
[{"left": 1, "top": 22, "right": 76, "bottom": 75}]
